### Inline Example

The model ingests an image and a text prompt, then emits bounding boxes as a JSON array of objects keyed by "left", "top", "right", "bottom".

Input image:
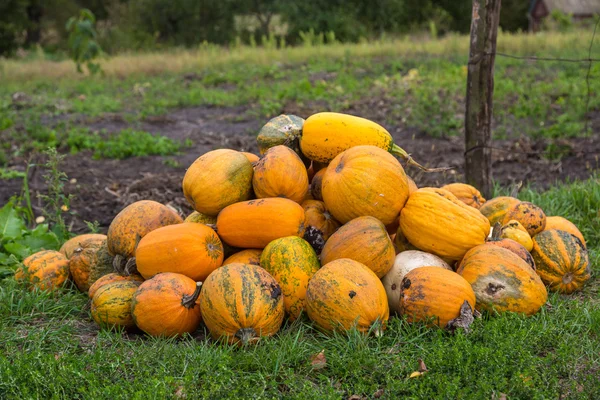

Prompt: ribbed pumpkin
[
  {"left": 260, "top": 237, "right": 321, "bottom": 320},
  {"left": 399, "top": 267, "right": 476, "bottom": 328},
  {"left": 383, "top": 251, "right": 452, "bottom": 315},
  {"left": 252, "top": 145, "right": 309, "bottom": 203},
  {"left": 321, "top": 216, "right": 395, "bottom": 278},
  {"left": 407, "top": 176, "right": 418, "bottom": 194},
  {"left": 91, "top": 280, "right": 140, "bottom": 329},
  {"left": 441, "top": 183, "right": 486, "bottom": 209},
  {"left": 131, "top": 273, "right": 203, "bottom": 337},
  {"left": 199, "top": 263, "right": 285, "bottom": 344},
  {"left": 300, "top": 112, "right": 441, "bottom": 171},
  {"left": 322, "top": 145, "right": 409, "bottom": 225},
  {"left": 305, "top": 258, "right": 389, "bottom": 335},
  {"left": 399, "top": 188, "right": 490, "bottom": 260},
  {"left": 487, "top": 224, "right": 535, "bottom": 270},
  {"left": 15, "top": 250, "right": 69, "bottom": 291},
  {"left": 60, "top": 233, "right": 107, "bottom": 259},
  {"left": 457, "top": 245, "right": 547, "bottom": 315},
  {"left": 87, "top": 239, "right": 116, "bottom": 287},
  {"left": 544, "top": 216, "right": 586, "bottom": 247},
  {"left": 88, "top": 273, "right": 145, "bottom": 299},
  {"left": 242, "top": 152, "right": 260, "bottom": 164},
  {"left": 107, "top": 200, "right": 183, "bottom": 273},
  {"left": 502, "top": 201, "right": 546, "bottom": 237},
  {"left": 310, "top": 168, "right": 326, "bottom": 201},
  {"left": 301, "top": 200, "right": 340, "bottom": 253},
  {"left": 182, "top": 149, "right": 254, "bottom": 216},
  {"left": 69, "top": 236, "right": 106, "bottom": 292},
  {"left": 480, "top": 196, "right": 521, "bottom": 225},
  {"left": 136, "top": 223, "right": 223, "bottom": 281},
  {"left": 184, "top": 211, "right": 217, "bottom": 225},
  {"left": 223, "top": 249, "right": 262, "bottom": 266},
  {"left": 257, "top": 114, "right": 305, "bottom": 156},
  {"left": 501, "top": 220, "right": 534, "bottom": 251},
  {"left": 531, "top": 230, "right": 591, "bottom": 294},
  {"left": 216, "top": 198, "right": 306, "bottom": 248}
]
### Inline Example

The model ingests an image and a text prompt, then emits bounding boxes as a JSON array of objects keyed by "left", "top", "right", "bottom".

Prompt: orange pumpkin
[
  {"left": 223, "top": 249, "right": 262, "bottom": 266},
  {"left": 305, "top": 258, "right": 389, "bottom": 335},
  {"left": 91, "top": 280, "right": 140, "bottom": 329},
  {"left": 531, "top": 229, "right": 591, "bottom": 294},
  {"left": 60, "top": 233, "right": 107, "bottom": 259},
  {"left": 252, "top": 145, "right": 309, "bottom": 203},
  {"left": 322, "top": 145, "right": 409, "bottom": 225},
  {"left": 87, "top": 240, "right": 116, "bottom": 287},
  {"left": 487, "top": 224, "right": 535, "bottom": 270},
  {"left": 407, "top": 176, "right": 418, "bottom": 194},
  {"left": 321, "top": 216, "right": 395, "bottom": 278},
  {"left": 107, "top": 200, "right": 183, "bottom": 273},
  {"left": 457, "top": 244, "right": 547, "bottom": 315},
  {"left": 184, "top": 211, "right": 217, "bottom": 225},
  {"left": 131, "top": 273, "right": 203, "bottom": 337},
  {"left": 479, "top": 196, "right": 521, "bottom": 226},
  {"left": 199, "top": 263, "right": 285, "bottom": 344},
  {"left": 301, "top": 200, "right": 340, "bottom": 253},
  {"left": 136, "top": 223, "right": 223, "bottom": 281},
  {"left": 399, "top": 267, "right": 476, "bottom": 328},
  {"left": 88, "top": 273, "right": 145, "bottom": 299},
  {"left": 441, "top": 183, "right": 486, "bottom": 209},
  {"left": 310, "top": 168, "right": 326, "bottom": 201},
  {"left": 182, "top": 149, "right": 254, "bottom": 216},
  {"left": 216, "top": 198, "right": 306, "bottom": 248},
  {"left": 399, "top": 188, "right": 490, "bottom": 261},
  {"left": 260, "top": 236, "right": 321, "bottom": 320},
  {"left": 544, "top": 216, "right": 586, "bottom": 247},
  {"left": 15, "top": 250, "right": 70, "bottom": 291},
  {"left": 242, "top": 152, "right": 260, "bottom": 164},
  {"left": 502, "top": 201, "right": 546, "bottom": 237},
  {"left": 69, "top": 236, "right": 106, "bottom": 292}
]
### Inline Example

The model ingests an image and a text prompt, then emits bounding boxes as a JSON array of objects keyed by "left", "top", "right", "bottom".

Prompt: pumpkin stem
[
  {"left": 235, "top": 327, "right": 257, "bottom": 345},
  {"left": 446, "top": 300, "right": 475, "bottom": 334},
  {"left": 113, "top": 254, "right": 125, "bottom": 274},
  {"left": 509, "top": 181, "right": 523, "bottom": 198},
  {"left": 390, "top": 144, "right": 451, "bottom": 173},
  {"left": 181, "top": 282, "right": 203, "bottom": 309},
  {"left": 490, "top": 222, "right": 502, "bottom": 241},
  {"left": 124, "top": 257, "right": 138, "bottom": 275}
]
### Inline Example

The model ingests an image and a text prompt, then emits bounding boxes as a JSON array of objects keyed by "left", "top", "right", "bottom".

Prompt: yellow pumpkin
[
  {"left": 242, "top": 152, "right": 260, "bottom": 164},
  {"left": 222, "top": 249, "right": 262, "bottom": 266},
  {"left": 91, "top": 280, "right": 140, "bottom": 329},
  {"left": 69, "top": 236, "right": 106, "bottom": 292},
  {"left": 531, "top": 229, "right": 591, "bottom": 294},
  {"left": 479, "top": 196, "right": 521, "bottom": 226},
  {"left": 182, "top": 149, "right": 254, "bottom": 216},
  {"left": 15, "top": 250, "right": 70, "bottom": 291},
  {"left": 502, "top": 201, "right": 546, "bottom": 237},
  {"left": 184, "top": 211, "right": 217, "bottom": 225},
  {"left": 457, "top": 244, "right": 547, "bottom": 315},
  {"left": 88, "top": 273, "right": 144, "bottom": 299},
  {"left": 252, "top": 145, "right": 309, "bottom": 203},
  {"left": 60, "top": 233, "right": 107, "bottom": 259},
  {"left": 441, "top": 183, "right": 486, "bottom": 209},
  {"left": 322, "top": 145, "right": 409, "bottom": 225},
  {"left": 321, "top": 216, "right": 395, "bottom": 278},
  {"left": 310, "top": 168, "right": 326, "bottom": 201},
  {"left": 399, "top": 188, "right": 490, "bottom": 260},
  {"left": 500, "top": 220, "right": 534, "bottom": 251},
  {"left": 543, "top": 216, "right": 586, "bottom": 247},
  {"left": 407, "top": 176, "right": 418, "bottom": 194},
  {"left": 216, "top": 198, "right": 306, "bottom": 248},
  {"left": 260, "top": 236, "right": 321, "bottom": 320}
]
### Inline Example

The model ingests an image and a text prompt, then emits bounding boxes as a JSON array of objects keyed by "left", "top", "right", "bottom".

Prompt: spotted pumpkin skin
[
  {"left": 184, "top": 211, "right": 217, "bottom": 225},
  {"left": 457, "top": 245, "right": 547, "bottom": 315},
  {"left": 441, "top": 183, "right": 486, "bottom": 209},
  {"left": 502, "top": 202, "right": 546, "bottom": 237},
  {"left": 107, "top": 200, "right": 183, "bottom": 265},
  {"left": 257, "top": 114, "right": 305, "bottom": 156},
  {"left": 182, "top": 149, "right": 254, "bottom": 216},
  {"left": 531, "top": 230, "right": 591, "bottom": 294},
  {"left": 91, "top": 281, "right": 141, "bottom": 329},
  {"left": 216, "top": 198, "right": 306, "bottom": 248},
  {"left": 301, "top": 200, "right": 340, "bottom": 252},
  {"left": 15, "top": 250, "right": 70, "bottom": 291},
  {"left": 87, "top": 240, "right": 117, "bottom": 287},
  {"left": 88, "top": 273, "right": 145, "bottom": 299},
  {"left": 400, "top": 188, "right": 490, "bottom": 261},
  {"left": 131, "top": 273, "right": 202, "bottom": 337},
  {"left": 321, "top": 216, "right": 395, "bottom": 278},
  {"left": 399, "top": 267, "right": 476, "bottom": 328},
  {"left": 310, "top": 168, "right": 326, "bottom": 201},
  {"left": 501, "top": 220, "right": 534, "bottom": 251},
  {"left": 260, "top": 237, "right": 321, "bottom": 320},
  {"left": 252, "top": 145, "right": 309, "bottom": 204},
  {"left": 306, "top": 258, "right": 389, "bottom": 335},
  {"left": 479, "top": 196, "right": 521, "bottom": 226},
  {"left": 69, "top": 236, "right": 106, "bottom": 292},
  {"left": 136, "top": 223, "right": 223, "bottom": 282},
  {"left": 199, "top": 263, "right": 285, "bottom": 345},
  {"left": 241, "top": 152, "right": 260, "bottom": 164},
  {"left": 223, "top": 249, "right": 262, "bottom": 266},
  {"left": 543, "top": 216, "right": 586, "bottom": 248},
  {"left": 60, "top": 234, "right": 107, "bottom": 259},
  {"left": 487, "top": 238, "right": 536, "bottom": 270},
  {"left": 322, "top": 145, "right": 409, "bottom": 225}
]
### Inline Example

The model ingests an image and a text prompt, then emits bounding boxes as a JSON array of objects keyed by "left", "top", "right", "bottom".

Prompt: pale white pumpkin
[{"left": 382, "top": 250, "right": 452, "bottom": 314}]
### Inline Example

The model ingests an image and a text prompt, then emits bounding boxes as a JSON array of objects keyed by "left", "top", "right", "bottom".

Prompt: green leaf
[
  {"left": 0, "top": 252, "right": 19, "bottom": 267},
  {"left": 17, "top": 229, "right": 60, "bottom": 252},
  {"left": 4, "top": 242, "right": 31, "bottom": 259},
  {"left": 0, "top": 202, "right": 26, "bottom": 240}
]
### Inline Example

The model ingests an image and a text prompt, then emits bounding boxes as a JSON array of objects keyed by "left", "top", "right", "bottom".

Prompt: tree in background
[{"left": 0, "top": 0, "right": 29, "bottom": 55}]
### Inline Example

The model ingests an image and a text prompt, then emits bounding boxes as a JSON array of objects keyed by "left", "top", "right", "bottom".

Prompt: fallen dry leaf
[
  {"left": 409, "top": 371, "right": 423, "bottom": 378},
  {"left": 347, "top": 395, "right": 362, "bottom": 400},
  {"left": 418, "top": 359, "right": 428, "bottom": 373},
  {"left": 373, "top": 388, "right": 384, "bottom": 398},
  {"left": 310, "top": 350, "right": 327, "bottom": 370}
]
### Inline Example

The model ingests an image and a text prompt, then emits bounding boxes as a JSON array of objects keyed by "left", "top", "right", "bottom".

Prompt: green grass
[{"left": 1, "top": 177, "right": 598, "bottom": 399}]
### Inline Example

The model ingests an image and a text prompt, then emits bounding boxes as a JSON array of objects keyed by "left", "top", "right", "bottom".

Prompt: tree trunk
[{"left": 464, "top": 0, "right": 502, "bottom": 199}]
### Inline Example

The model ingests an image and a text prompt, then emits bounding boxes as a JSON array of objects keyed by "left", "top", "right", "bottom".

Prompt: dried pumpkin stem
[
  {"left": 235, "top": 327, "right": 257, "bottom": 345},
  {"left": 113, "top": 254, "right": 125, "bottom": 273},
  {"left": 181, "top": 282, "right": 203, "bottom": 309},
  {"left": 390, "top": 144, "right": 451, "bottom": 173},
  {"left": 490, "top": 222, "right": 503, "bottom": 241},
  {"left": 124, "top": 257, "right": 138, "bottom": 275}
]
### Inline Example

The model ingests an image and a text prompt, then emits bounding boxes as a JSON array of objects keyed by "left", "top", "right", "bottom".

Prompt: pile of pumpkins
[{"left": 14, "top": 112, "right": 592, "bottom": 344}]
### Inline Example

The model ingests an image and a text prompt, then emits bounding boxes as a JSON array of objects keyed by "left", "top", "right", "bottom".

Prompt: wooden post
[{"left": 464, "top": 0, "right": 501, "bottom": 199}]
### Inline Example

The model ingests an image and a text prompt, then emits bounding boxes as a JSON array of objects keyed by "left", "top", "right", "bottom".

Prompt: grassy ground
[{"left": 0, "top": 177, "right": 598, "bottom": 399}]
